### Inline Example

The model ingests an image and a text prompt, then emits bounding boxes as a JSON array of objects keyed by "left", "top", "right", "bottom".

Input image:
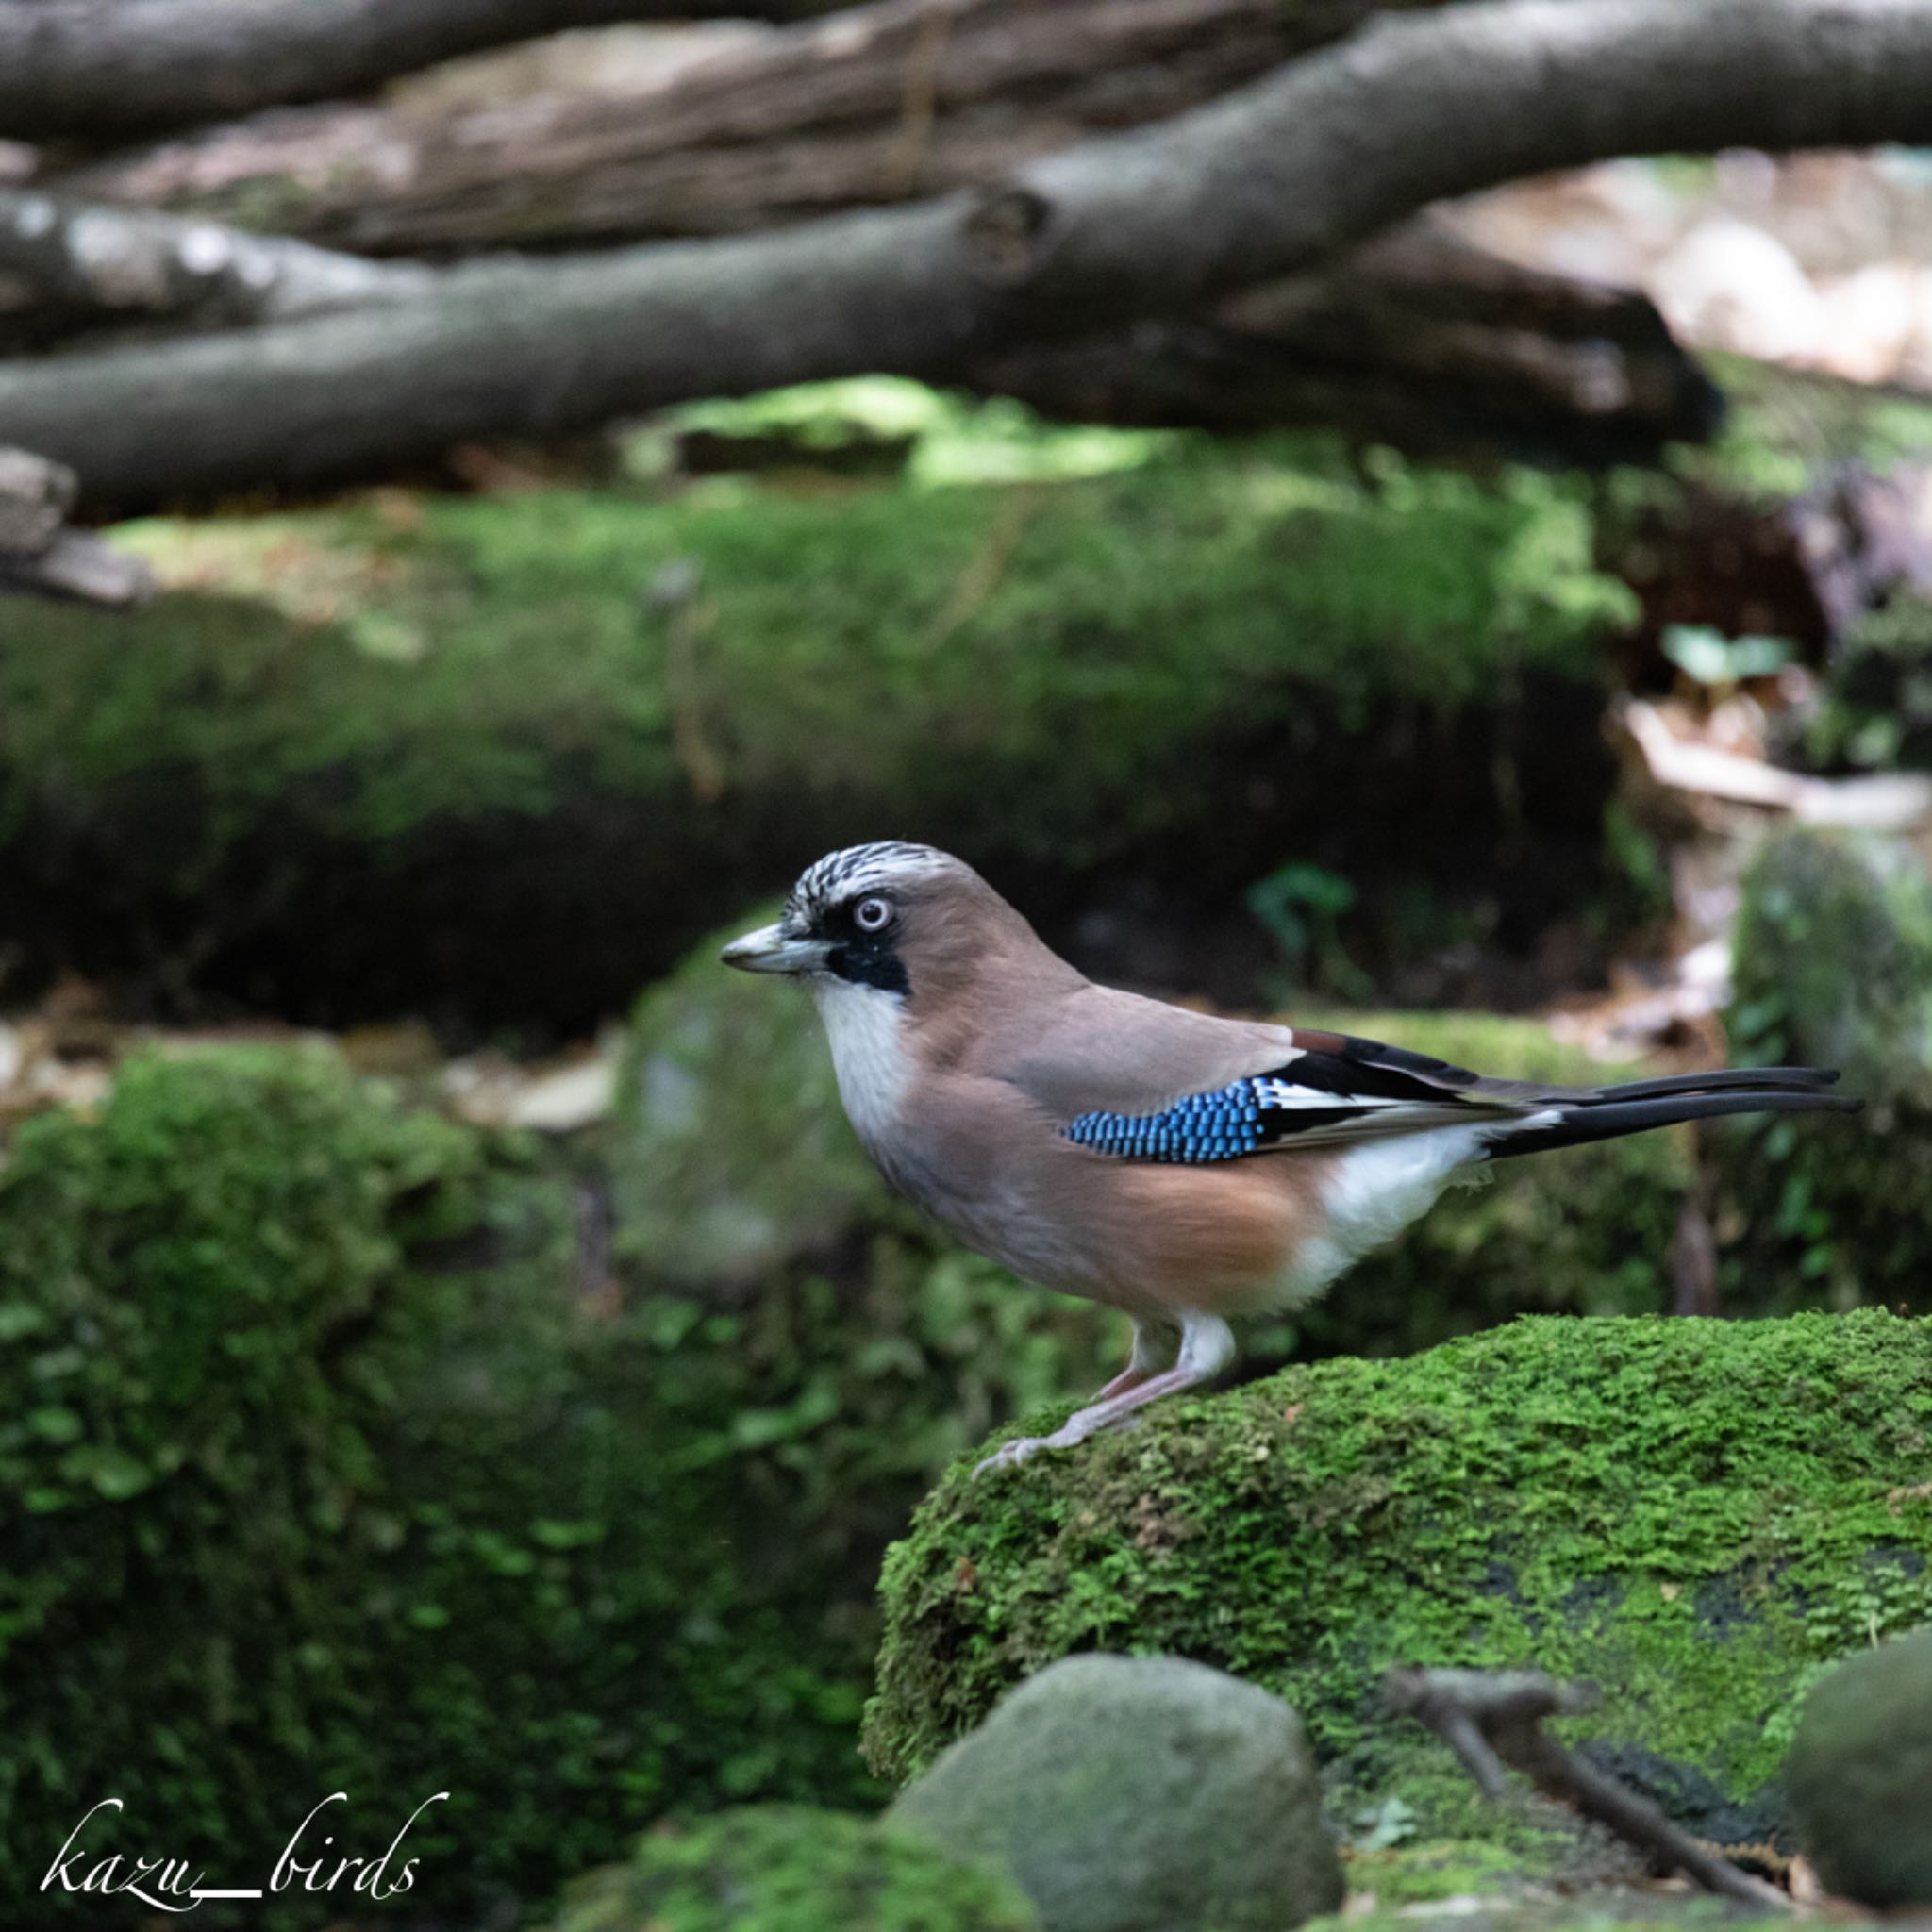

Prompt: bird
[{"left": 721, "top": 841, "right": 1861, "bottom": 1474}]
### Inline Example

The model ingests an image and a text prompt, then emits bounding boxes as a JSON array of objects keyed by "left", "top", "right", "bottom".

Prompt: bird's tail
[{"left": 1482, "top": 1065, "right": 1861, "bottom": 1160}]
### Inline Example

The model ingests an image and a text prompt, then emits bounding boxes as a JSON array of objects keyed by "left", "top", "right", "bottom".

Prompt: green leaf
[{"left": 27, "top": 1406, "right": 84, "bottom": 1445}]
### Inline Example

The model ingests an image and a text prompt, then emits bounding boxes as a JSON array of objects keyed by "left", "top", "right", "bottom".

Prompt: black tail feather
[
  {"left": 1581, "top": 1065, "right": 1840, "bottom": 1103},
  {"left": 1486, "top": 1083, "right": 1861, "bottom": 1160}
]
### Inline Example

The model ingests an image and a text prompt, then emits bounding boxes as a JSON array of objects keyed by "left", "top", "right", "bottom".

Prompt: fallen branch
[
  {"left": 58, "top": 0, "right": 1343, "bottom": 256},
  {"left": 1382, "top": 1665, "right": 1790, "bottom": 1909},
  {"left": 9, "top": 0, "right": 1932, "bottom": 505},
  {"left": 0, "top": 191, "right": 427, "bottom": 326},
  {"left": 0, "top": 448, "right": 153, "bottom": 605},
  {"left": 0, "top": 0, "right": 841, "bottom": 144}
]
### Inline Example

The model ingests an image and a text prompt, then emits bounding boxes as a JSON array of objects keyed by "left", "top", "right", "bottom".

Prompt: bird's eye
[{"left": 853, "top": 895, "right": 891, "bottom": 933}]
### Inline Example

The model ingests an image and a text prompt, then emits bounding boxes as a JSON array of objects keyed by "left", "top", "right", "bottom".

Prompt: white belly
[{"left": 1280, "top": 1124, "right": 1494, "bottom": 1307}]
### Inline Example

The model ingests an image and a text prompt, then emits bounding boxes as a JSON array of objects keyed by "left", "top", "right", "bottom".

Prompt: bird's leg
[
  {"left": 975, "top": 1314, "right": 1234, "bottom": 1475},
  {"left": 1091, "top": 1318, "right": 1177, "bottom": 1401}
]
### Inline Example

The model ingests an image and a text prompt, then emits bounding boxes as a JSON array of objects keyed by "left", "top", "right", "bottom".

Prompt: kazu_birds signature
[{"left": 721, "top": 841, "right": 1862, "bottom": 1475}]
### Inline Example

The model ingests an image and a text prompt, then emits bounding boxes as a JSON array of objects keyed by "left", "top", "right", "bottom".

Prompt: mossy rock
[
  {"left": 0, "top": 1046, "right": 899, "bottom": 1924},
  {"left": 889, "top": 1655, "right": 1341, "bottom": 1932},
  {"left": 541, "top": 1807, "right": 1040, "bottom": 1932},
  {"left": 0, "top": 421, "right": 1625, "bottom": 1028},
  {"left": 863, "top": 1310, "right": 1932, "bottom": 1854},
  {"left": 1723, "top": 825, "right": 1932, "bottom": 1308},
  {"left": 1785, "top": 1625, "right": 1932, "bottom": 1906}
]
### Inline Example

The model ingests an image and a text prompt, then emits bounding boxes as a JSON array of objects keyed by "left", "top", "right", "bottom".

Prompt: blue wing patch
[{"left": 1063, "top": 1076, "right": 1373, "bottom": 1163}]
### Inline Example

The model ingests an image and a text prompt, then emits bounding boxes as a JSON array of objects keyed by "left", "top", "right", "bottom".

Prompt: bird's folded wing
[{"left": 998, "top": 991, "right": 1532, "bottom": 1160}]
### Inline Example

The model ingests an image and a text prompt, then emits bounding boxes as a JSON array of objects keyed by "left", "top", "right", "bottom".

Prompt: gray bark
[
  {"left": 57, "top": 0, "right": 1366, "bottom": 255},
  {"left": 0, "top": 0, "right": 842, "bottom": 142},
  {"left": 7, "top": 0, "right": 1932, "bottom": 508},
  {"left": 0, "top": 190, "right": 427, "bottom": 326}
]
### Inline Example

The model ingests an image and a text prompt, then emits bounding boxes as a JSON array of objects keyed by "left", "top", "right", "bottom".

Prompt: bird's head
[{"left": 720, "top": 841, "right": 1024, "bottom": 1001}]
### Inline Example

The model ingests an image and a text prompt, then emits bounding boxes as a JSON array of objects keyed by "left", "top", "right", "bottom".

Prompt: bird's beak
[{"left": 719, "top": 921, "right": 828, "bottom": 975}]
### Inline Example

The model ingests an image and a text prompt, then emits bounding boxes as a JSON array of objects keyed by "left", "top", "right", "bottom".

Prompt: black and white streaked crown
[{"left": 786, "top": 841, "right": 958, "bottom": 922}]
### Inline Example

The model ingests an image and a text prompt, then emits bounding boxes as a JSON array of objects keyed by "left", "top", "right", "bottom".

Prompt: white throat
[{"left": 811, "top": 977, "right": 910, "bottom": 1149}]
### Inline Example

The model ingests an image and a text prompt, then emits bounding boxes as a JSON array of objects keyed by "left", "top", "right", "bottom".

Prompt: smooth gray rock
[
  {"left": 890, "top": 1655, "right": 1342, "bottom": 1932},
  {"left": 612, "top": 906, "right": 887, "bottom": 1286},
  {"left": 1787, "top": 1624, "right": 1932, "bottom": 1906}
]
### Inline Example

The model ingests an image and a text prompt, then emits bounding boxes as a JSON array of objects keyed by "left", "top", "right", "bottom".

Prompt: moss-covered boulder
[
  {"left": 0, "top": 421, "right": 1627, "bottom": 1027},
  {"left": 864, "top": 1311, "right": 1932, "bottom": 1857},
  {"left": 542, "top": 1807, "right": 1040, "bottom": 1932},
  {"left": 890, "top": 1656, "right": 1341, "bottom": 1932},
  {"left": 1785, "top": 1626, "right": 1932, "bottom": 1906},
  {"left": 0, "top": 1046, "right": 897, "bottom": 1924},
  {"left": 1723, "top": 825, "right": 1932, "bottom": 1308}
]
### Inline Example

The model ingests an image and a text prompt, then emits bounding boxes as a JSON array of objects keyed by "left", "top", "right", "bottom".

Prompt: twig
[{"left": 1382, "top": 1665, "right": 1791, "bottom": 1910}]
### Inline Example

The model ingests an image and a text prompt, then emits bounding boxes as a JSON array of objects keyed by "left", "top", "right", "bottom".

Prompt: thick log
[
  {"left": 0, "top": 0, "right": 844, "bottom": 143},
  {"left": 60, "top": 0, "right": 1367, "bottom": 257},
  {"left": 6, "top": 0, "right": 1932, "bottom": 508}
]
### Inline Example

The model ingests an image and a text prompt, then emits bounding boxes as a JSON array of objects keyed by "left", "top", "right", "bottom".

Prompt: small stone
[
  {"left": 1786, "top": 1625, "right": 1932, "bottom": 1906},
  {"left": 889, "top": 1655, "right": 1342, "bottom": 1932}
]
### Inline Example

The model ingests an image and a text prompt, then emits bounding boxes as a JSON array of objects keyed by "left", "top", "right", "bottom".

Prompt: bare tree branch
[
  {"left": 7, "top": 0, "right": 1932, "bottom": 508},
  {"left": 0, "top": 191, "right": 427, "bottom": 325},
  {"left": 0, "top": 0, "right": 844, "bottom": 143},
  {"left": 56, "top": 0, "right": 1366, "bottom": 256},
  {"left": 1383, "top": 1666, "right": 1790, "bottom": 1908}
]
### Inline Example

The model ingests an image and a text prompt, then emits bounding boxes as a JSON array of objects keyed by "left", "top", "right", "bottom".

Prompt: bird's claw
[{"left": 974, "top": 1434, "right": 1052, "bottom": 1477}]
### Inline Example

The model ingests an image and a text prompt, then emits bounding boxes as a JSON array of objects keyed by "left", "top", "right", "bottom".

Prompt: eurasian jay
[{"left": 721, "top": 841, "right": 1859, "bottom": 1474}]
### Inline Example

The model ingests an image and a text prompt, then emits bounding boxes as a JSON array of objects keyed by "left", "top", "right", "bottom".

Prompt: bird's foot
[
  {"left": 973, "top": 1434, "right": 1053, "bottom": 1476},
  {"left": 972, "top": 1416, "right": 1097, "bottom": 1477}
]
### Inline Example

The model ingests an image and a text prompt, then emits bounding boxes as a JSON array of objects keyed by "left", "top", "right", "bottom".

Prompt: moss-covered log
[
  {"left": 0, "top": 429, "right": 1627, "bottom": 1029},
  {"left": 863, "top": 1311, "right": 1932, "bottom": 1859}
]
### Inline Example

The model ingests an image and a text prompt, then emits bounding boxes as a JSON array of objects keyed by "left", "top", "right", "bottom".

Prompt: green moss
[
  {"left": 1724, "top": 826, "right": 1932, "bottom": 1307},
  {"left": 0, "top": 423, "right": 1626, "bottom": 1022},
  {"left": 1672, "top": 353, "right": 1932, "bottom": 506},
  {"left": 863, "top": 1312, "right": 1932, "bottom": 1841},
  {"left": 1803, "top": 593, "right": 1932, "bottom": 773},
  {"left": 542, "top": 1807, "right": 1040, "bottom": 1932},
  {"left": 0, "top": 1047, "right": 893, "bottom": 1924}
]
